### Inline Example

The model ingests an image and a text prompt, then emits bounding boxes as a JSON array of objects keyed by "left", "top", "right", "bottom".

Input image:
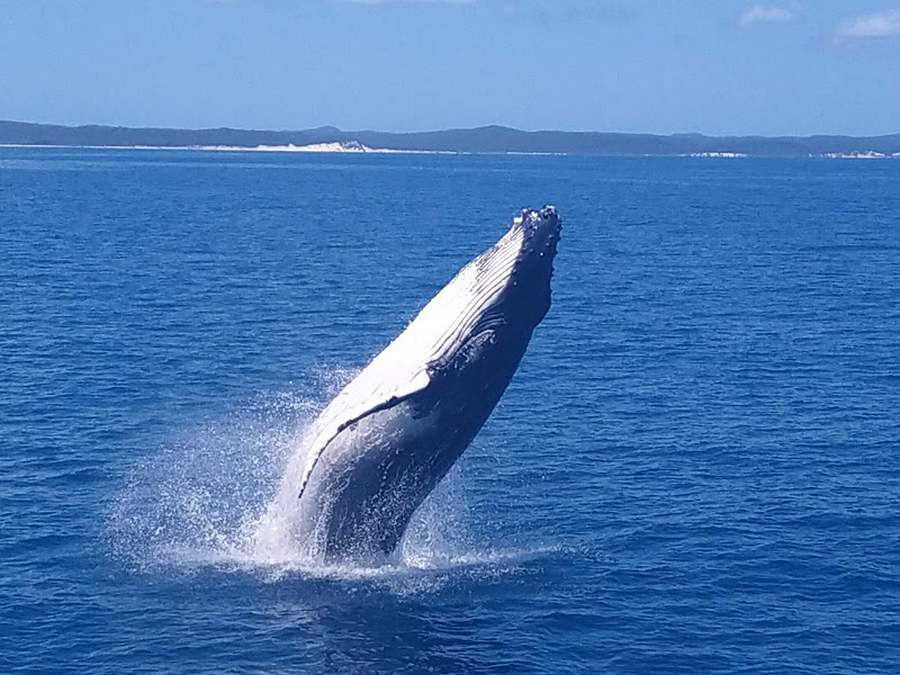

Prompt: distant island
[{"left": 2, "top": 120, "right": 900, "bottom": 158}]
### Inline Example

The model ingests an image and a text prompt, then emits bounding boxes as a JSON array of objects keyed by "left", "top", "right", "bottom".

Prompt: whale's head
[
  {"left": 455, "top": 204, "right": 561, "bottom": 341},
  {"left": 371, "top": 204, "right": 561, "bottom": 382},
  {"left": 418, "top": 205, "right": 561, "bottom": 377},
  {"left": 502, "top": 205, "right": 561, "bottom": 326}
]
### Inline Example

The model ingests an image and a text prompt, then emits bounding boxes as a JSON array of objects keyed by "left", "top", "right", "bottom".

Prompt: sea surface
[{"left": 2, "top": 148, "right": 899, "bottom": 673}]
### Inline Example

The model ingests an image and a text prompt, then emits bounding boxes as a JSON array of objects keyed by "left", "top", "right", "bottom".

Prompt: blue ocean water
[{"left": 1, "top": 147, "right": 899, "bottom": 673}]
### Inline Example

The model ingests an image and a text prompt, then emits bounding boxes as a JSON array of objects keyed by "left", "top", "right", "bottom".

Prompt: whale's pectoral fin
[
  {"left": 297, "top": 371, "right": 433, "bottom": 500},
  {"left": 409, "top": 371, "right": 443, "bottom": 420}
]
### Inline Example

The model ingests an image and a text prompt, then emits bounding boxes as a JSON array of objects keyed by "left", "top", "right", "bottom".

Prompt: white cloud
[
  {"left": 738, "top": 5, "right": 795, "bottom": 27},
  {"left": 837, "top": 9, "right": 900, "bottom": 39}
]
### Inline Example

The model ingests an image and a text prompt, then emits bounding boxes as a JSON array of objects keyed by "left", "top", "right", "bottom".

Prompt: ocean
[{"left": 2, "top": 148, "right": 899, "bottom": 673}]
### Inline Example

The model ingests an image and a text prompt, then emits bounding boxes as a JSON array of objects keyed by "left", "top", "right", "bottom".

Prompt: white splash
[
  {"left": 105, "top": 371, "right": 551, "bottom": 590},
  {"left": 106, "top": 386, "right": 323, "bottom": 571}
]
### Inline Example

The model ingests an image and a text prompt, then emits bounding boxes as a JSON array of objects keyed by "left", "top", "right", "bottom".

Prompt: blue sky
[{"left": 1, "top": 1, "right": 899, "bottom": 135}]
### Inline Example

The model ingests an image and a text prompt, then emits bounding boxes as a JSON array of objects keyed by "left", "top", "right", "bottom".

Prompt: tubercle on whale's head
[
  {"left": 512, "top": 205, "right": 561, "bottom": 246},
  {"left": 511, "top": 206, "right": 561, "bottom": 274}
]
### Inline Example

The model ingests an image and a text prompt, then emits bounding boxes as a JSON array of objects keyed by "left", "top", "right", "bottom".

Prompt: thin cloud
[
  {"left": 738, "top": 5, "right": 795, "bottom": 27},
  {"left": 837, "top": 9, "right": 900, "bottom": 39}
]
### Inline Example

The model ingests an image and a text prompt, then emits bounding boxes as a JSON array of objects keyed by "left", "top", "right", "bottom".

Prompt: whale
[{"left": 257, "top": 205, "right": 561, "bottom": 562}]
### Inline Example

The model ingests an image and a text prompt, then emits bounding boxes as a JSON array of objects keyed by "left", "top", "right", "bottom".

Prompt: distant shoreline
[
  {"left": 0, "top": 141, "right": 440, "bottom": 154},
  {"left": 0, "top": 142, "right": 566, "bottom": 156},
  {"left": 2, "top": 143, "right": 898, "bottom": 160},
  {"left": 3, "top": 120, "right": 900, "bottom": 158}
]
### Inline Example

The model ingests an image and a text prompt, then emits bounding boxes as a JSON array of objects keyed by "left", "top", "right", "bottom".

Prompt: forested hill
[{"left": 3, "top": 120, "right": 900, "bottom": 157}]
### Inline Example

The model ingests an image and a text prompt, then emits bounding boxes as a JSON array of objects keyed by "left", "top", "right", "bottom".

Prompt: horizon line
[{"left": 4, "top": 119, "right": 900, "bottom": 140}]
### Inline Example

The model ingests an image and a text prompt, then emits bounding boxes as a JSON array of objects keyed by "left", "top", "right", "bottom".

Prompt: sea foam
[{"left": 105, "top": 369, "right": 546, "bottom": 590}]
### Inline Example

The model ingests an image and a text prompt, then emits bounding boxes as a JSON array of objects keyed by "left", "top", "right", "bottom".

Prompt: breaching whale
[{"left": 258, "top": 206, "right": 561, "bottom": 562}]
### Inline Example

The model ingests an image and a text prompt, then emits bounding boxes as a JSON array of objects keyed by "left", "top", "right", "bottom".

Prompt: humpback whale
[{"left": 260, "top": 206, "right": 561, "bottom": 562}]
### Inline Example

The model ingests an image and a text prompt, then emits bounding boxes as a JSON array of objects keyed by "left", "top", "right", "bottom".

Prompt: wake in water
[{"left": 106, "top": 368, "right": 551, "bottom": 587}]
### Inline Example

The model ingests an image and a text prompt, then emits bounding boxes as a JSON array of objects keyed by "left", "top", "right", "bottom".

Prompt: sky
[{"left": 1, "top": 0, "right": 899, "bottom": 136}]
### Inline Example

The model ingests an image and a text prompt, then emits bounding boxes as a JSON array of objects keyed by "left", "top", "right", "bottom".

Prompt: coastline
[
  {"left": 1, "top": 142, "right": 898, "bottom": 159},
  {"left": 0, "top": 142, "right": 438, "bottom": 154}
]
